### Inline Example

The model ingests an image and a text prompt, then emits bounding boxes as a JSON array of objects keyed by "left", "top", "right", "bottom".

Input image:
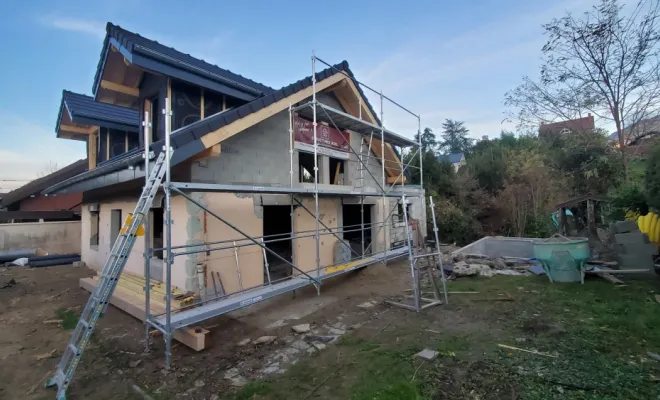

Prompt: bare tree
[
  {"left": 506, "top": 0, "right": 660, "bottom": 179},
  {"left": 37, "top": 161, "right": 60, "bottom": 178}
]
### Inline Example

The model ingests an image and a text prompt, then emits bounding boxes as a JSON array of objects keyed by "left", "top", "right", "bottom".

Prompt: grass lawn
[{"left": 233, "top": 275, "right": 660, "bottom": 400}]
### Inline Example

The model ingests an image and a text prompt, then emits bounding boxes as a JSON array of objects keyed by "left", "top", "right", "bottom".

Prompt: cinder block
[
  {"left": 616, "top": 253, "right": 654, "bottom": 270},
  {"left": 610, "top": 220, "right": 639, "bottom": 234},
  {"left": 614, "top": 232, "right": 648, "bottom": 245}
]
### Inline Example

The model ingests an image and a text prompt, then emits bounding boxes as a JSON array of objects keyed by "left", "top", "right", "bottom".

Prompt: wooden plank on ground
[
  {"left": 79, "top": 278, "right": 207, "bottom": 351},
  {"left": 595, "top": 273, "right": 624, "bottom": 285}
]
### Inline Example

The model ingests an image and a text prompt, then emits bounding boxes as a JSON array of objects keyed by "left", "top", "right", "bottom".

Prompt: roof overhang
[
  {"left": 56, "top": 100, "right": 97, "bottom": 141},
  {"left": 56, "top": 91, "right": 140, "bottom": 141},
  {"left": 93, "top": 37, "right": 263, "bottom": 105}
]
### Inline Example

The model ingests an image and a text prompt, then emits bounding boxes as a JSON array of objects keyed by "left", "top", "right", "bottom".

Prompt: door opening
[
  {"left": 342, "top": 204, "right": 372, "bottom": 257},
  {"left": 263, "top": 206, "right": 293, "bottom": 281}
]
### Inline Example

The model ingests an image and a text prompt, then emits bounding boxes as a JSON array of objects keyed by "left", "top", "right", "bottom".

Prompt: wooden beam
[
  {"left": 200, "top": 88, "right": 205, "bottom": 119},
  {"left": 329, "top": 81, "right": 404, "bottom": 178},
  {"left": 89, "top": 129, "right": 97, "bottom": 169},
  {"left": 80, "top": 277, "right": 207, "bottom": 351},
  {"left": 60, "top": 124, "right": 95, "bottom": 135},
  {"left": 387, "top": 176, "right": 407, "bottom": 184},
  {"left": 201, "top": 73, "right": 346, "bottom": 148},
  {"left": 100, "top": 80, "right": 139, "bottom": 97}
]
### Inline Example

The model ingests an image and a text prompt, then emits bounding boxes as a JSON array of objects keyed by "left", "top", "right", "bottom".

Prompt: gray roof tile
[
  {"left": 61, "top": 90, "right": 139, "bottom": 128},
  {"left": 94, "top": 23, "right": 274, "bottom": 97}
]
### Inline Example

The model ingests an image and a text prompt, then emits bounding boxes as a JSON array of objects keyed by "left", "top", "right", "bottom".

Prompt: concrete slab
[{"left": 416, "top": 349, "right": 439, "bottom": 361}]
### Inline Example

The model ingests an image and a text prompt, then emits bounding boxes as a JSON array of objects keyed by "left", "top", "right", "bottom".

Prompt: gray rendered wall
[{"left": 190, "top": 92, "right": 386, "bottom": 189}]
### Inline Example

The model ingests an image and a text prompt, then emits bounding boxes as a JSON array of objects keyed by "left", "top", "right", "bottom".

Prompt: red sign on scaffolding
[{"left": 293, "top": 115, "right": 350, "bottom": 159}]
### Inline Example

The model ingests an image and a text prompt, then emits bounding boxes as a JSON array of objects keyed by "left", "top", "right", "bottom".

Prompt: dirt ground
[
  {"left": 0, "top": 260, "right": 414, "bottom": 400},
  {"left": 3, "top": 260, "right": 659, "bottom": 400}
]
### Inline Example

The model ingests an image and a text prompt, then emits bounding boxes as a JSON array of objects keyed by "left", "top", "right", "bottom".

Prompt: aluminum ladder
[
  {"left": 46, "top": 151, "right": 168, "bottom": 400},
  {"left": 386, "top": 195, "right": 447, "bottom": 311}
]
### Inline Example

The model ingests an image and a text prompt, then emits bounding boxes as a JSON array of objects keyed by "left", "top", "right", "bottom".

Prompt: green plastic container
[{"left": 533, "top": 236, "right": 590, "bottom": 283}]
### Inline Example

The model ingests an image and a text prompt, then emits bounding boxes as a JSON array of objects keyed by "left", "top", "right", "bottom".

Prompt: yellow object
[
  {"left": 120, "top": 213, "right": 145, "bottom": 237},
  {"left": 649, "top": 213, "right": 659, "bottom": 242},
  {"left": 637, "top": 212, "right": 660, "bottom": 244}
]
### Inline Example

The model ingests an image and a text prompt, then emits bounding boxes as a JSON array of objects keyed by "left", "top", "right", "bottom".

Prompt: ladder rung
[
  {"left": 68, "top": 343, "right": 79, "bottom": 355},
  {"left": 79, "top": 320, "right": 91, "bottom": 330}
]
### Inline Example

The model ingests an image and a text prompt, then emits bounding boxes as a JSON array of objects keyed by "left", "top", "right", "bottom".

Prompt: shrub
[
  {"left": 607, "top": 184, "right": 648, "bottom": 221},
  {"left": 429, "top": 199, "right": 480, "bottom": 245}
]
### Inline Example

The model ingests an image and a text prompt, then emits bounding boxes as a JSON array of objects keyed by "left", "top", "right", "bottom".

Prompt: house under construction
[{"left": 44, "top": 23, "right": 437, "bottom": 398}]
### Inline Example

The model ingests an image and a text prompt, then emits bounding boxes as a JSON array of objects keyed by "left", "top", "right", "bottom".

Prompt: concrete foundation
[{"left": 453, "top": 236, "right": 537, "bottom": 259}]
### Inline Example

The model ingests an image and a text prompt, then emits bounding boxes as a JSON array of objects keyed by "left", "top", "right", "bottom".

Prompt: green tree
[
  {"left": 505, "top": 0, "right": 660, "bottom": 180},
  {"left": 414, "top": 127, "right": 437, "bottom": 152},
  {"left": 439, "top": 119, "right": 473, "bottom": 154}
]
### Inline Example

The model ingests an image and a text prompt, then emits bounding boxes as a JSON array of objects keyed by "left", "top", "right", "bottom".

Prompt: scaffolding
[{"left": 135, "top": 55, "right": 432, "bottom": 368}]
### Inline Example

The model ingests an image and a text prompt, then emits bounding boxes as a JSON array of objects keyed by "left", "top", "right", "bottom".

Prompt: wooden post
[
  {"left": 587, "top": 199, "right": 597, "bottom": 237},
  {"left": 559, "top": 207, "right": 568, "bottom": 235}
]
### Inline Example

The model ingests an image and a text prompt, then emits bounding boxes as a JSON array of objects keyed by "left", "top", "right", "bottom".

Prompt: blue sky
[{"left": 0, "top": 0, "right": 600, "bottom": 190}]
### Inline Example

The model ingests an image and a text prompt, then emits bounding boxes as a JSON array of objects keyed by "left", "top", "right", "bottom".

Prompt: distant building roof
[
  {"left": 0, "top": 159, "right": 87, "bottom": 208},
  {"left": 539, "top": 115, "right": 595, "bottom": 137},
  {"left": 438, "top": 153, "right": 464, "bottom": 164}
]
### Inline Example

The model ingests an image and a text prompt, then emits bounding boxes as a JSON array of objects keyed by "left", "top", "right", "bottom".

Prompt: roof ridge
[{"left": 106, "top": 22, "right": 275, "bottom": 94}]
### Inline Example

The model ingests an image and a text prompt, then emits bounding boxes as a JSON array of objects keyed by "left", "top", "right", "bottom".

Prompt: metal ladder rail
[
  {"left": 47, "top": 151, "right": 168, "bottom": 400},
  {"left": 428, "top": 196, "right": 449, "bottom": 304}
]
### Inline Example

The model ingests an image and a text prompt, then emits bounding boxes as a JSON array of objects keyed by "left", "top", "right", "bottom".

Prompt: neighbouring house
[
  {"left": 44, "top": 22, "right": 424, "bottom": 297},
  {"left": 538, "top": 114, "right": 595, "bottom": 139},
  {"left": 0, "top": 159, "right": 88, "bottom": 223},
  {"left": 438, "top": 152, "right": 465, "bottom": 171}
]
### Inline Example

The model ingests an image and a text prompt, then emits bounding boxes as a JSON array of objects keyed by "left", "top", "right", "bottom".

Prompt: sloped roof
[
  {"left": 47, "top": 62, "right": 378, "bottom": 194},
  {"left": 93, "top": 23, "right": 274, "bottom": 99},
  {"left": 438, "top": 153, "right": 464, "bottom": 164},
  {"left": 0, "top": 159, "right": 87, "bottom": 208},
  {"left": 538, "top": 115, "right": 595, "bottom": 136},
  {"left": 58, "top": 90, "right": 139, "bottom": 132}
]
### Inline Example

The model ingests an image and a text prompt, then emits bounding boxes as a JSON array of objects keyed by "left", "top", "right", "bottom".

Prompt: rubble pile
[{"left": 443, "top": 253, "right": 537, "bottom": 278}]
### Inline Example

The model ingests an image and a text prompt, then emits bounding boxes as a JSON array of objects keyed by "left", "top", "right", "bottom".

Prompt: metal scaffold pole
[
  {"left": 143, "top": 111, "right": 151, "bottom": 353},
  {"left": 418, "top": 116, "right": 423, "bottom": 189},
  {"left": 164, "top": 96, "right": 173, "bottom": 369},
  {"left": 360, "top": 195, "right": 365, "bottom": 258},
  {"left": 380, "top": 92, "right": 387, "bottom": 264},
  {"left": 312, "top": 54, "right": 321, "bottom": 291},
  {"left": 289, "top": 103, "right": 296, "bottom": 268}
]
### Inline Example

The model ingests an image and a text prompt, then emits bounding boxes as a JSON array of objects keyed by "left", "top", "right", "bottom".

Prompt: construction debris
[
  {"left": 36, "top": 349, "right": 58, "bottom": 361},
  {"left": 452, "top": 261, "right": 526, "bottom": 278},
  {"left": 357, "top": 300, "right": 378, "bottom": 308},
  {"left": 291, "top": 324, "right": 311, "bottom": 334},
  {"left": 497, "top": 344, "right": 558, "bottom": 358},
  {"left": 1, "top": 278, "right": 17, "bottom": 289},
  {"left": 415, "top": 349, "right": 439, "bottom": 361},
  {"left": 253, "top": 336, "right": 277, "bottom": 345}
]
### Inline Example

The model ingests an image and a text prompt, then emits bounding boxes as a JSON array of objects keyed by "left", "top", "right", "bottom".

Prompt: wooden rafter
[
  {"left": 326, "top": 79, "right": 405, "bottom": 181},
  {"left": 100, "top": 80, "right": 139, "bottom": 97},
  {"left": 201, "top": 73, "right": 346, "bottom": 148},
  {"left": 60, "top": 124, "right": 96, "bottom": 135}
]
